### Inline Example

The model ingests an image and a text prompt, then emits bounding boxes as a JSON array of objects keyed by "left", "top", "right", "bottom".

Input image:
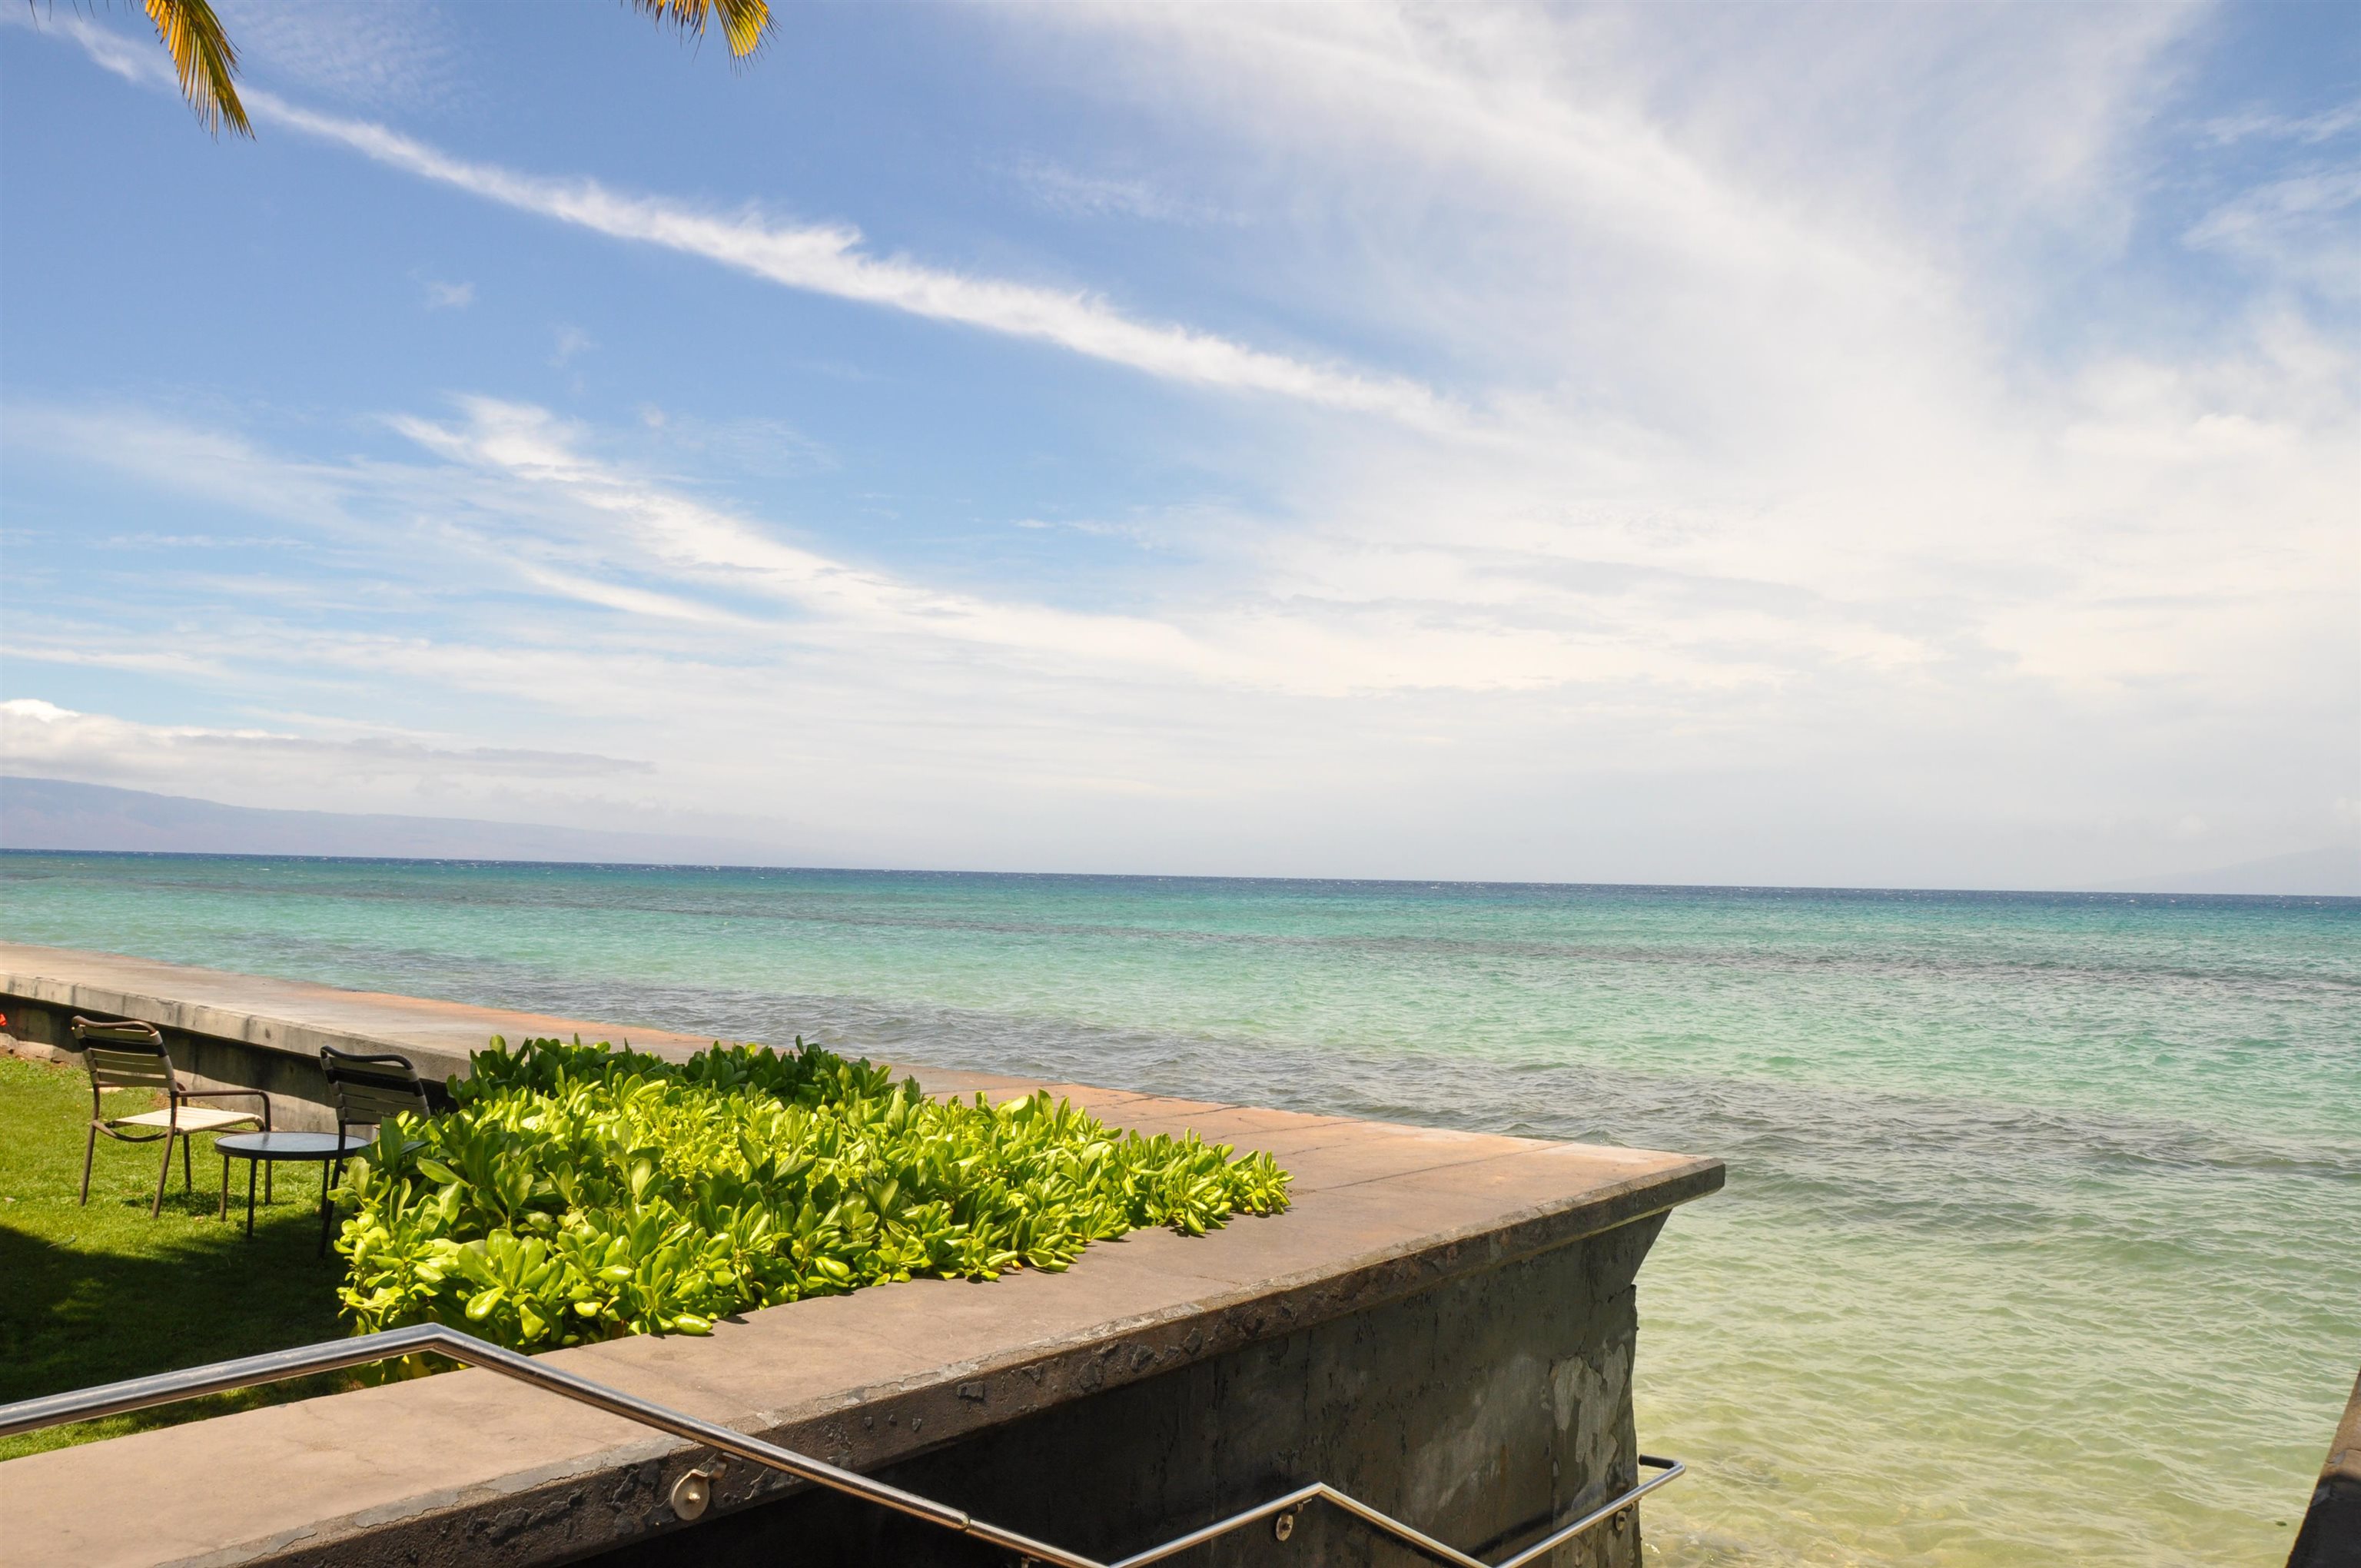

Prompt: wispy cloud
[
  {"left": 2200, "top": 98, "right": 2361, "bottom": 148},
  {"left": 2, "top": 697, "right": 648, "bottom": 784},
  {"left": 8, "top": 370, "right": 2353, "bottom": 879},
  {"left": 549, "top": 324, "right": 595, "bottom": 367},
  {"left": 214, "top": 0, "right": 460, "bottom": 113},
  {"left": 0, "top": 698, "right": 676, "bottom": 832},
  {"left": 6, "top": 5, "right": 2354, "bottom": 883},
  {"left": 422, "top": 278, "right": 474, "bottom": 310},
  {"left": 1013, "top": 515, "right": 1163, "bottom": 546},
  {"left": 384, "top": 397, "right": 1224, "bottom": 674},
  {"left": 1003, "top": 158, "right": 1237, "bottom": 225},
  {"left": 25, "top": 12, "right": 1456, "bottom": 432},
  {"left": 252, "top": 95, "right": 1459, "bottom": 430},
  {"left": 636, "top": 410, "right": 835, "bottom": 477},
  {"left": 2184, "top": 164, "right": 2361, "bottom": 297},
  {"left": 8, "top": 394, "right": 1924, "bottom": 706}
]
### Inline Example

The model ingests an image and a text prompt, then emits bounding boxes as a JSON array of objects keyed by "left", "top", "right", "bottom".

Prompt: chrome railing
[{"left": 0, "top": 1323, "right": 1682, "bottom": 1567}]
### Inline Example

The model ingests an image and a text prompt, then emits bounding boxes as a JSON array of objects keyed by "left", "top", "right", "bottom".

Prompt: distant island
[
  {"left": 0, "top": 776, "right": 792, "bottom": 869},
  {"left": 2, "top": 776, "right": 2353, "bottom": 895}
]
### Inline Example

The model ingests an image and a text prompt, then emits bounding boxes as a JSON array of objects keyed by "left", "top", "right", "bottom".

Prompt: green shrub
[{"left": 334, "top": 1036, "right": 1290, "bottom": 1352}]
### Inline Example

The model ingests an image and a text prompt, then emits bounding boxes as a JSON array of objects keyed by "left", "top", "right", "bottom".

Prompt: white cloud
[
  {"left": 1012, "top": 516, "right": 1161, "bottom": 546},
  {"left": 241, "top": 93, "right": 1460, "bottom": 429},
  {"left": 549, "top": 324, "right": 595, "bottom": 367},
  {"left": 383, "top": 397, "right": 1224, "bottom": 673},
  {"left": 213, "top": 0, "right": 459, "bottom": 112},
  {"left": 25, "top": 12, "right": 1459, "bottom": 430},
  {"left": 2188, "top": 165, "right": 2361, "bottom": 242},
  {"left": 422, "top": 278, "right": 474, "bottom": 310},
  {"left": 2184, "top": 164, "right": 2361, "bottom": 298},
  {"left": 1003, "top": 158, "right": 1237, "bottom": 225},
  {"left": 641, "top": 413, "right": 835, "bottom": 478},
  {"left": 2201, "top": 98, "right": 2361, "bottom": 148},
  {"left": 5, "top": 5, "right": 2354, "bottom": 885},
  {"left": 11, "top": 10, "right": 163, "bottom": 91},
  {"left": 1, "top": 698, "right": 646, "bottom": 802},
  {"left": 12, "top": 396, "right": 1968, "bottom": 702}
]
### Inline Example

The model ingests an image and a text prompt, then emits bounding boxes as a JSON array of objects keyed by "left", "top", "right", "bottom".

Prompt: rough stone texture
[
  {"left": 2288, "top": 1367, "right": 2361, "bottom": 1568},
  {"left": 603, "top": 1218, "right": 1665, "bottom": 1568},
  {"left": 0, "top": 945, "right": 1722, "bottom": 1568}
]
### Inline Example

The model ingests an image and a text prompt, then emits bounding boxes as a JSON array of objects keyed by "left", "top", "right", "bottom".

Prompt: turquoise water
[{"left": 2, "top": 852, "right": 2354, "bottom": 1564}]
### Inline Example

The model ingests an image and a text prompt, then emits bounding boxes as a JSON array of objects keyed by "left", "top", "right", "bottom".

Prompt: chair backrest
[
  {"left": 71, "top": 1017, "right": 176, "bottom": 1091},
  {"left": 320, "top": 1046, "right": 430, "bottom": 1133}
]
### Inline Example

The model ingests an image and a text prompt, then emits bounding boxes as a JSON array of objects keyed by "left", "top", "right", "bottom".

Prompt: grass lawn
[{"left": 0, "top": 1052, "right": 358, "bottom": 1460}]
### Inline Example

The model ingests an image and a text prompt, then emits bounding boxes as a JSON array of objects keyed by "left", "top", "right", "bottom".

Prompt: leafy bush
[{"left": 334, "top": 1036, "right": 1291, "bottom": 1352}]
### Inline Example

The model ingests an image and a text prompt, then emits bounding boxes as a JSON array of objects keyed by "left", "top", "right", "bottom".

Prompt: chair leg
[
  {"left": 151, "top": 1134, "right": 173, "bottom": 1218},
  {"left": 221, "top": 1152, "right": 231, "bottom": 1221},
  {"left": 81, "top": 1125, "right": 98, "bottom": 1205},
  {"left": 318, "top": 1163, "right": 335, "bottom": 1258},
  {"left": 182, "top": 1130, "right": 194, "bottom": 1192}
]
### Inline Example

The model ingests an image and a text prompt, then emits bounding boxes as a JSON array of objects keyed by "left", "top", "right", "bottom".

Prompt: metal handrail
[{"left": 0, "top": 1324, "right": 1682, "bottom": 1567}]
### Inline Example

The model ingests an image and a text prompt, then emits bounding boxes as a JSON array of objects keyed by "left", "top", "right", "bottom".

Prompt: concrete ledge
[
  {"left": 0, "top": 940, "right": 741, "bottom": 1080},
  {"left": 2286, "top": 1367, "right": 2361, "bottom": 1568},
  {"left": 0, "top": 941, "right": 1041, "bottom": 1132},
  {"left": 0, "top": 945, "right": 1724, "bottom": 1568}
]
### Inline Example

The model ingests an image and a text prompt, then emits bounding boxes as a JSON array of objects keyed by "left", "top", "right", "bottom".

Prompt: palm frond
[
  {"left": 628, "top": 0, "right": 773, "bottom": 61},
  {"left": 142, "top": 0, "right": 251, "bottom": 138}
]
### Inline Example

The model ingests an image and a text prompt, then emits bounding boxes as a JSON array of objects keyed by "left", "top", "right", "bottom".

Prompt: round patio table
[{"left": 216, "top": 1131, "right": 373, "bottom": 1252}]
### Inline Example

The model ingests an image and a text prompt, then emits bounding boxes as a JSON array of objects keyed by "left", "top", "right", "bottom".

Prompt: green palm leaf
[
  {"left": 103, "top": 0, "right": 777, "bottom": 141},
  {"left": 142, "top": 0, "right": 249, "bottom": 138},
  {"left": 628, "top": 0, "right": 774, "bottom": 61}
]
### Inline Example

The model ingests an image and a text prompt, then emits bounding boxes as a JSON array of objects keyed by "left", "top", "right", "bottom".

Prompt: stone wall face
[
  {"left": 2285, "top": 1368, "right": 2361, "bottom": 1568},
  {"left": 596, "top": 1216, "right": 1666, "bottom": 1568},
  {"left": 3, "top": 988, "right": 345, "bottom": 1131}
]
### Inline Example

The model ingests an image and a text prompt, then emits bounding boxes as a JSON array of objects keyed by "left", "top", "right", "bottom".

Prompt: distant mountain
[
  {"left": 7, "top": 776, "right": 2356, "bottom": 894},
  {"left": 0, "top": 776, "right": 796, "bottom": 867},
  {"left": 2102, "top": 846, "right": 2360, "bottom": 897}
]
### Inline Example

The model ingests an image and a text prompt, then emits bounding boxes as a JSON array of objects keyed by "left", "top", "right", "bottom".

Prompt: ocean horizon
[
  {"left": 4, "top": 850, "right": 2355, "bottom": 1565},
  {"left": 8, "top": 842, "right": 2359, "bottom": 903}
]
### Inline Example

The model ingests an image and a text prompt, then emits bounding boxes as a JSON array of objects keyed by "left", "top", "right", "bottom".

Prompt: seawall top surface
[
  {"left": 0, "top": 943, "right": 1723, "bottom": 1568},
  {"left": 0, "top": 940, "right": 740, "bottom": 1084}
]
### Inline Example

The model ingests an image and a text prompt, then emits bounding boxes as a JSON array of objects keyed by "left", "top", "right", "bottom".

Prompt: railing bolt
[
  {"left": 1612, "top": 1505, "right": 1632, "bottom": 1533},
  {"left": 669, "top": 1467, "right": 715, "bottom": 1522},
  {"left": 1273, "top": 1509, "right": 1296, "bottom": 1542}
]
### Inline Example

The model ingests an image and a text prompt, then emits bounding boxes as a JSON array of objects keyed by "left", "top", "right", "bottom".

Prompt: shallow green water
[{"left": 3, "top": 852, "right": 2353, "bottom": 1564}]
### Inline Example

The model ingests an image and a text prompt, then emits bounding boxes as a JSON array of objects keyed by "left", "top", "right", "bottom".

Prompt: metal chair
[
  {"left": 74, "top": 1017, "right": 271, "bottom": 1218},
  {"left": 318, "top": 1046, "right": 433, "bottom": 1254}
]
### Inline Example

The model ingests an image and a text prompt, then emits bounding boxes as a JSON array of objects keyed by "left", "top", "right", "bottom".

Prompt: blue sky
[{"left": 2, "top": 2, "right": 2355, "bottom": 885}]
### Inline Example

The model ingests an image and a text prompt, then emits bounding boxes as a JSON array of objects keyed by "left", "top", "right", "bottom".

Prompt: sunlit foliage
[{"left": 334, "top": 1036, "right": 1291, "bottom": 1351}]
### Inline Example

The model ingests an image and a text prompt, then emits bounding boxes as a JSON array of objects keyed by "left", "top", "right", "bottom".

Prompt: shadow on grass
[
  {"left": 0, "top": 1171, "right": 361, "bottom": 1460},
  {"left": 0, "top": 1055, "right": 472, "bottom": 1460}
]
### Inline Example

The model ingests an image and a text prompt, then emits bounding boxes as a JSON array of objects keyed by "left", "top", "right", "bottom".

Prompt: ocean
[{"left": 2, "top": 852, "right": 2353, "bottom": 1565}]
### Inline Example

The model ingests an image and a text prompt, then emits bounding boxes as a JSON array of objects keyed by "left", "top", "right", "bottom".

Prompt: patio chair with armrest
[
  {"left": 317, "top": 1045, "right": 433, "bottom": 1254},
  {"left": 74, "top": 1017, "right": 271, "bottom": 1218}
]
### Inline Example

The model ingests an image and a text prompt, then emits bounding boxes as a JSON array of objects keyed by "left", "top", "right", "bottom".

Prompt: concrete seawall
[
  {"left": 2287, "top": 1367, "right": 2361, "bottom": 1568},
  {"left": 0, "top": 943, "right": 1722, "bottom": 1567},
  {"left": 0, "top": 942, "right": 742, "bottom": 1131}
]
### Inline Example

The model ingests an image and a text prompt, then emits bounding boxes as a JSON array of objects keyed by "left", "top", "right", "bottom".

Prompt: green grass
[
  {"left": 2, "top": 1041, "right": 1293, "bottom": 1463},
  {"left": 0, "top": 1054, "right": 355, "bottom": 1460}
]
